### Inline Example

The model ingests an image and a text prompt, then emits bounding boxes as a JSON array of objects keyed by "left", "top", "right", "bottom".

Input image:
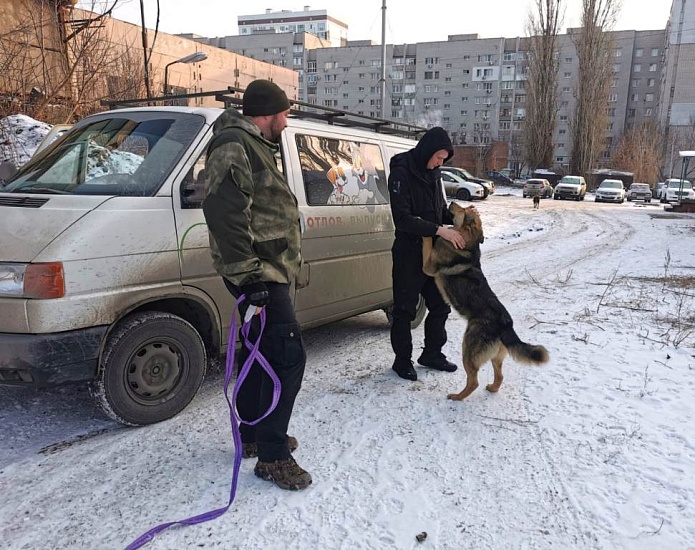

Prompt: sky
[
  {"left": 1, "top": 116, "right": 695, "bottom": 550},
  {"left": 99, "top": 0, "right": 675, "bottom": 44}
]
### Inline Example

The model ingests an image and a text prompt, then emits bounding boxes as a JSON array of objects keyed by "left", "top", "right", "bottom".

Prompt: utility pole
[
  {"left": 139, "top": 0, "right": 152, "bottom": 98},
  {"left": 380, "top": 0, "right": 387, "bottom": 119}
]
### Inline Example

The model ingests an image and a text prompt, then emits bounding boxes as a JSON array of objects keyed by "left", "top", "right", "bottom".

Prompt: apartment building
[{"left": 238, "top": 7, "right": 348, "bottom": 47}]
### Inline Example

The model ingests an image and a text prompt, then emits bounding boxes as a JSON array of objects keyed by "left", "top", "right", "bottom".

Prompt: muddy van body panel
[{"left": 281, "top": 122, "right": 413, "bottom": 328}]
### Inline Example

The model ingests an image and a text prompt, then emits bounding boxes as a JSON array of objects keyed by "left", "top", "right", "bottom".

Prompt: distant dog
[
  {"left": 422, "top": 203, "right": 549, "bottom": 400},
  {"left": 533, "top": 195, "right": 540, "bottom": 209}
]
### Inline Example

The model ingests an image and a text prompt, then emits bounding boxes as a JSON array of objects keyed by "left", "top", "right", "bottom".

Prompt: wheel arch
[{"left": 97, "top": 294, "right": 221, "bottom": 373}]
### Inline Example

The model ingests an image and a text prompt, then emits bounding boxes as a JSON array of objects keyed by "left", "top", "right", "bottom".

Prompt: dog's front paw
[
  {"left": 485, "top": 383, "right": 500, "bottom": 393},
  {"left": 447, "top": 393, "right": 464, "bottom": 401}
]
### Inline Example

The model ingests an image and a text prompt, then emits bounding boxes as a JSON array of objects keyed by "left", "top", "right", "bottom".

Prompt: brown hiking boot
[
  {"left": 254, "top": 456, "right": 312, "bottom": 491},
  {"left": 242, "top": 436, "right": 298, "bottom": 459}
]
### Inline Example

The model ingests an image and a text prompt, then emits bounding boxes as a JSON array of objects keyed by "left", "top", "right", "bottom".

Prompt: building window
[
  {"left": 630, "top": 93, "right": 639, "bottom": 102},
  {"left": 634, "top": 64, "right": 642, "bottom": 72},
  {"left": 635, "top": 48, "right": 643, "bottom": 57},
  {"left": 564, "top": 72, "right": 572, "bottom": 78},
  {"left": 647, "top": 78, "right": 656, "bottom": 87},
  {"left": 613, "top": 64, "right": 621, "bottom": 73},
  {"left": 631, "top": 79, "right": 641, "bottom": 87},
  {"left": 645, "top": 108, "right": 653, "bottom": 116},
  {"left": 559, "top": 114, "right": 568, "bottom": 121},
  {"left": 559, "top": 129, "right": 566, "bottom": 135},
  {"left": 614, "top": 49, "right": 622, "bottom": 57},
  {"left": 565, "top": 57, "right": 573, "bottom": 63},
  {"left": 649, "top": 63, "right": 657, "bottom": 72},
  {"left": 651, "top": 48, "right": 659, "bottom": 56},
  {"left": 608, "top": 93, "right": 618, "bottom": 102},
  {"left": 555, "top": 156, "right": 565, "bottom": 163},
  {"left": 645, "top": 93, "right": 654, "bottom": 102}
]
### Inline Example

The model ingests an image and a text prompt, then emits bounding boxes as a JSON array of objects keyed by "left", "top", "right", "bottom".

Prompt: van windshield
[{"left": 4, "top": 112, "right": 205, "bottom": 196}]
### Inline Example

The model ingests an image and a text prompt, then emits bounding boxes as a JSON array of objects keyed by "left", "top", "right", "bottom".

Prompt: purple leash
[{"left": 125, "top": 295, "right": 282, "bottom": 550}]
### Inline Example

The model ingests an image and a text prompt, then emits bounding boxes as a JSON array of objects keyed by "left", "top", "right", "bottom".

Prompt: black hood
[{"left": 411, "top": 127, "right": 453, "bottom": 172}]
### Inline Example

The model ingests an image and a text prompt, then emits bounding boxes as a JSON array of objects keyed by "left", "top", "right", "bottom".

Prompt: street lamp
[{"left": 163, "top": 51, "right": 208, "bottom": 96}]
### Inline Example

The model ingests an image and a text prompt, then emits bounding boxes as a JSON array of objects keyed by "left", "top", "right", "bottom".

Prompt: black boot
[
  {"left": 392, "top": 357, "right": 417, "bottom": 381},
  {"left": 417, "top": 350, "right": 457, "bottom": 372}
]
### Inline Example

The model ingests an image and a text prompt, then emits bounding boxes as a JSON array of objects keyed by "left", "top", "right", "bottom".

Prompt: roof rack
[{"left": 100, "top": 87, "right": 427, "bottom": 138}]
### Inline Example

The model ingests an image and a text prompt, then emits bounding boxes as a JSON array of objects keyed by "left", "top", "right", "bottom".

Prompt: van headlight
[{"left": 0, "top": 262, "right": 65, "bottom": 298}]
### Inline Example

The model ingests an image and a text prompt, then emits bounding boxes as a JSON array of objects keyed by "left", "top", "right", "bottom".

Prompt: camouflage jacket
[{"left": 202, "top": 109, "right": 301, "bottom": 287}]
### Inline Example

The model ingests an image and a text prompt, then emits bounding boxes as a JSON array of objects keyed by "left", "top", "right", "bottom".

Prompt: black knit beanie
[{"left": 242, "top": 80, "right": 291, "bottom": 116}]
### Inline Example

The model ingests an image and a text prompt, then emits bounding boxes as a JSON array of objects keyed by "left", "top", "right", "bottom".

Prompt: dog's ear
[{"left": 472, "top": 212, "right": 484, "bottom": 243}]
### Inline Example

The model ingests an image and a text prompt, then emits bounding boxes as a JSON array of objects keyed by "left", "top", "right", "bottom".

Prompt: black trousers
[
  {"left": 390, "top": 238, "right": 451, "bottom": 360},
  {"left": 224, "top": 280, "right": 306, "bottom": 462}
]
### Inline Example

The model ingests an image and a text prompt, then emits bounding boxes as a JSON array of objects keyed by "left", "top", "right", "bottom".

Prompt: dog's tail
[{"left": 500, "top": 325, "right": 549, "bottom": 365}]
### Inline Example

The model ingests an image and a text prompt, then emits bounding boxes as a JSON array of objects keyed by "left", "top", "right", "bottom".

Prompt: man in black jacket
[{"left": 388, "top": 127, "right": 466, "bottom": 381}]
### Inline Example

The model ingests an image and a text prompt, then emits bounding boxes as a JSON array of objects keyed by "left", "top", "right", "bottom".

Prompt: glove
[{"left": 241, "top": 281, "right": 269, "bottom": 307}]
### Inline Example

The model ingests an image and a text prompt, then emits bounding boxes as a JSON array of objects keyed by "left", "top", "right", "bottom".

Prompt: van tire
[
  {"left": 90, "top": 312, "right": 207, "bottom": 426},
  {"left": 456, "top": 189, "right": 471, "bottom": 201},
  {"left": 384, "top": 295, "right": 427, "bottom": 329}
]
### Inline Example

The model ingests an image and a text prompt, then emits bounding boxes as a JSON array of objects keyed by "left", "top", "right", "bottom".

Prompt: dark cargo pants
[
  {"left": 225, "top": 280, "right": 306, "bottom": 462},
  {"left": 390, "top": 238, "right": 451, "bottom": 360}
]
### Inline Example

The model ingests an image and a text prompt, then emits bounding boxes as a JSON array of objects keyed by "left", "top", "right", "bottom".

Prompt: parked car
[
  {"left": 626, "top": 182, "right": 652, "bottom": 202},
  {"left": 0, "top": 104, "right": 428, "bottom": 426},
  {"left": 554, "top": 175, "right": 587, "bottom": 201},
  {"left": 523, "top": 178, "right": 553, "bottom": 198},
  {"left": 653, "top": 181, "right": 665, "bottom": 199},
  {"left": 485, "top": 170, "right": 514, "bottom": 186},
  {"left": 441, "top": 166, "right": 495, "bottom": 196},
  {"left": 440, "top": 169, "right": 486, "bottom": 201},
  {"left": 594, "top": 179, "right": 627, "bottom": 203},
  {"left": 661, "top": 178, "right": 695, "bottom": 203}
]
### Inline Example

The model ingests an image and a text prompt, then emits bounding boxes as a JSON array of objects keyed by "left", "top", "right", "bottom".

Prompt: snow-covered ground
[{"left": 1, "top": 188, "right": 693, "bottom": 550}]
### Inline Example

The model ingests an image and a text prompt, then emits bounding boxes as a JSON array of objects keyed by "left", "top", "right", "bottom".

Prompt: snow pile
[{"left": 0, "top": 114, "right": 52, "bottom": 166}]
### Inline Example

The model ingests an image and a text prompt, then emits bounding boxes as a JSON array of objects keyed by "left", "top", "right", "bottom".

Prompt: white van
[{"left": 0, "top": 104, "right": 426, "bottom": 425}]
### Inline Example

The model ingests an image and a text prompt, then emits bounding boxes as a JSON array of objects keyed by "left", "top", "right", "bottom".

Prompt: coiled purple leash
[{"left": 125, "top": 295, "right": 282, "bottom": 550}]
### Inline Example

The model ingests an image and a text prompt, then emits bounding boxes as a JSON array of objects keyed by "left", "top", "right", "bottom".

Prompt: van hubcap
[{"left": 126, "top": 340, "right": 183, "bottom": 403}]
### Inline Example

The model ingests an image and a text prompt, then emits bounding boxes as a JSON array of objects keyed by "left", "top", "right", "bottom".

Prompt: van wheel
[
  {"left": 384, "top": 295, "right": 427, "bottom": 329},
  {"left": 456, "top": 189, "right": 471, "bottom": 201},
  {"left": 90, "top": 312, "right": 206, "bottom": 426}
]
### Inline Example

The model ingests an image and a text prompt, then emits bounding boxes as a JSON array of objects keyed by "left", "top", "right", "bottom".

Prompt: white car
[
  {"left": 440, "top": 170, "right": 486, "bottom": 201},
  {"left": 441, "top": 166, "right": 495, "bottom": 196},
  {"left": 626, "top": 183, "right": 652, "bottom": 202},
  {"left": 594, "top": 179, "right": 626, "bottom": 203},
  {"left": 554, "top": 175, "right": 587, "bottom": 201},
  {"left": 661, "top": 178, "right": 695, "bottom": 203}
]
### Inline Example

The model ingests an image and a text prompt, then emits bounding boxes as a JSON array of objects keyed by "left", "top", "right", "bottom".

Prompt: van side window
[
  {"left": 180, "top": 152, "right": 207, "bottom": 209},
  {"left": 296, "top": 134, "right": 388, "bottom": 206}
]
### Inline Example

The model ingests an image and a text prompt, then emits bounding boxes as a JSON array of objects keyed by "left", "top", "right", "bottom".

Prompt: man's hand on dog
[{"left": 437, "top": 225, "right": 466, "bottom": 249}]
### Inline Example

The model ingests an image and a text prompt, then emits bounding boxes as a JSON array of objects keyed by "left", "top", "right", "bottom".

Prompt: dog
[
  {"left": 533, "top": 195, "right": 540, "bottom": 209},
  {"left": 422, "top": 203, "right": 549, "bottom": 400}
]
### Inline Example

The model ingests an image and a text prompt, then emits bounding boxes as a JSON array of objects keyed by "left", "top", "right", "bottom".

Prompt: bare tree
[
  {"left": 611, "top": 119, "right": 663, "bottom": 183},
  {"left": 524, "top": 0, "right": 563, "bottom": 172},
  {"left": 0, "top": 0, "right": 149, "bottom": 122},
  {"left": 569, "top": 0, "right": 620, "bottom": 180}
]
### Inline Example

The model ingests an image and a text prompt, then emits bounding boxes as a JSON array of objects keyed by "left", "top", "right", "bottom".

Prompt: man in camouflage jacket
[{"left": 203, "top": 79, "right": 311, "bottom": 491}]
